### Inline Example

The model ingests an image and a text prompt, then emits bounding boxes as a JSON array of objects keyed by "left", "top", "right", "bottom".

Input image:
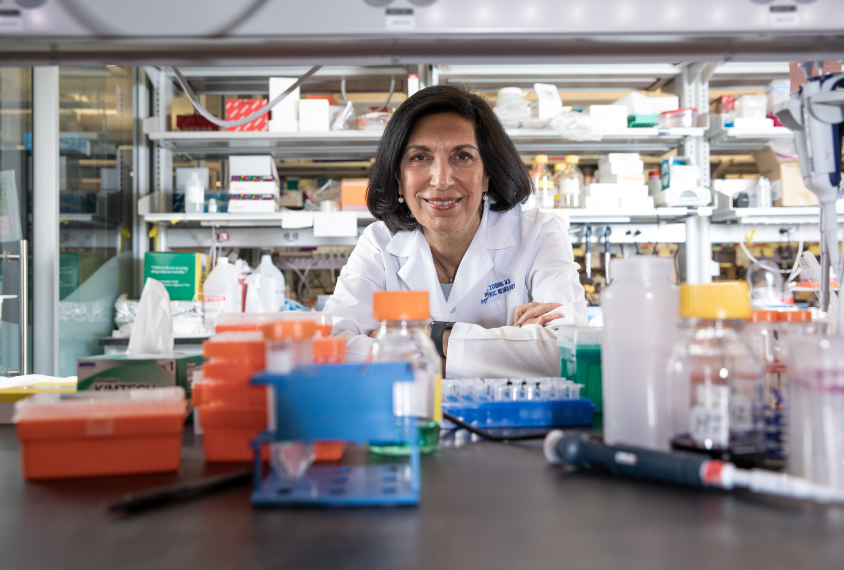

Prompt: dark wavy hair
[{"left": 366, "top": 83, "right": 531, "bottom": 233}]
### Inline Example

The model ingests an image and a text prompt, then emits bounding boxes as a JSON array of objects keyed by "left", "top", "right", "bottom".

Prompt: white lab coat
[{"left": 324, "top": 200, "right": 588, "bottom": 378}]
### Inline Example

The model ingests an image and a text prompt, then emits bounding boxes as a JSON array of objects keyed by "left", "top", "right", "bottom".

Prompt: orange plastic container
[
  {"left": 203, "top": 331, "right": 266, "bottom": 363},
  {"left": 313, "top": 337, "right": 347, "bottom": 364},
  {"left": 14, "top": 388, "right": 186, "bottom": 480},
  {"left": 200, "top": 401, "right": 268, "bottom": 462},
  {"left": 202, "top": 358, "right": 266, "bottom": 384}
]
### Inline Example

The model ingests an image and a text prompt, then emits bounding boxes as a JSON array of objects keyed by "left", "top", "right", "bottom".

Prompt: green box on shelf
[
  {"left": 143, "top": 252, "right": 208, "bottom": 301},
  {"left": 628, "top": 114, "right": 659, "bottom": 128},
  {"left": 77, "top": 353, "right": 204, "bottom": 398},
  {"left": 557, "top": 327, "right": 603, "bottom": 413}
]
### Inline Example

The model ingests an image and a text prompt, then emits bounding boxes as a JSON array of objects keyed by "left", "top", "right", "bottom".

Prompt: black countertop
[{"left": 2, "top": 426, "right": 843, "bottom": 570}]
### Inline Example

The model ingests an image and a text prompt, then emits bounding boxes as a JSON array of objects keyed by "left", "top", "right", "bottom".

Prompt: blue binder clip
[{"left": 250, "top": 362, "right": 420, "bottom": 507}]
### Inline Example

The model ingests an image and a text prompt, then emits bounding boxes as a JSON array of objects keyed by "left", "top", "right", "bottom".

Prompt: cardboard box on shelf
[
  {"left": 144, "top": 252, "right": 208, "bottom": 301},
  {"left": 752, "top": 146, "right": 819, "bottom": 207},
  {"left": 228, "top": 155, "right": 280, "bottom": 195},
  {"left": 341, "top": 179, "right": 369, "bottom": 212},
  {"left": 268, "top": 77, "right": 299, "bottom": 132},
  {"left": 225, "top": 99, "right": 268, "bottom": 132}
]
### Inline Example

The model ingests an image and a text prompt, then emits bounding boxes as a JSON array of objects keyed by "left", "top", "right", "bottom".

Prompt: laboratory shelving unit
[{"left": 135, "top": 61, "right": 825, "bottom": 290}]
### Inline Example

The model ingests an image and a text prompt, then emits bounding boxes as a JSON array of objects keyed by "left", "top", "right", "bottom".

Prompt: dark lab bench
[{"left": 1, "top": 425, "right": 842, "bottom": 570}]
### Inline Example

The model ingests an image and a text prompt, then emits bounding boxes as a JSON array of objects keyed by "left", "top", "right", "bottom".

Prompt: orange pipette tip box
[
  {"left": 202, "top": 358, "right": 266, "bottom": 384},
  {"left": 203, "top": 331, "right": 266, "bottom": 363},
  {"left": 14, "top": 388, "right": 186, "bottom": 480}
]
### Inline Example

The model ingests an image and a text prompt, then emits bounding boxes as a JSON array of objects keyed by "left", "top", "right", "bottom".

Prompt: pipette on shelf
[{"left": 544, "top": 430, "right": 844, "bottom": 503}]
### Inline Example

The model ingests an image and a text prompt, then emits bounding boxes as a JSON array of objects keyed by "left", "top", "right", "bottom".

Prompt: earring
[
  {"left": 410, "top": 212, "right": 415, "bottom": 218},
  {"left": 482, "top": 192, "right": 488, "bottom": 201},
  {"left": 398, "top": 195, "right": 405, "bottom": 203}
]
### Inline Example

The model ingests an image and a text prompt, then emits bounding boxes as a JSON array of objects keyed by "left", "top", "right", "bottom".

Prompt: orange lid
[
  {"left": 316, "top": 323, "right": 333, "bottom": 337},
  {"left": 779, "top": 310, "right": 812, "bottom": 322},
  {"left": 749, "top": 310, "right": 778, "bottom": 323},
  {"left": 313, "top": 337, "right": 347, "bottom": 363},
  {"left": 203, "top": 332, "right": 265, "bottom": 362},
  {"left": 373, "top": 291, "right": 430, "bottom": 321},
  {"left": 203, "top": 358, "right": 265, "bottom": 383},
  {"left": 263, "top": 320, "right": 317, "bottom": 341},
  {"left": 215, "top": 322, "right": 264, "bottom": 332}
]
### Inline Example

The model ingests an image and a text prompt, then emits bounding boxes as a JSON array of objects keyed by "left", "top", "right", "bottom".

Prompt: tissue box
[
  {"left": 144, "top": 252, "right": 208, "bottom": 302},
  {"left": 225, "top": 99, "right": 268, "bottom": 132},
  {"left": 77, "top": 353, "right": 204, "bottom": 397}
]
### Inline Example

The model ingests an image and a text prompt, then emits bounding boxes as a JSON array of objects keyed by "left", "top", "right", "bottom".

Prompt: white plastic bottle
[
  {"left": 202, "top": 258, "right": 242, "bottom": 329},
  {"left": 601, "top": 257, "right": 678, "bottom": 451},
  {"left": 185, "top": 172, "right": 205, "bottom": 214},
  {"left": 258, "top": 249, "right": 285, "bottom": 313}
]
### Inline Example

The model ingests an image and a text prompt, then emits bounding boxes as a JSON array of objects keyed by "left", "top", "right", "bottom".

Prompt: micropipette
[{"left": 544, "top": 430, "right": 844, "bottom": 503}]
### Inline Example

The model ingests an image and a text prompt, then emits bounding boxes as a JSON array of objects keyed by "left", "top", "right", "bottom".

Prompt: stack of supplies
[
  {"left": 195, "top": 331, "right": 268, "bottom": 462},
  {"left": 588, "top": 154, "right": 653, "bottom": 210},
  {"left": 14, "top": 388, "right": 187, "bottom": 480},
  {"left": 228, "top": 155, "right": 280, "bottom": 213}
]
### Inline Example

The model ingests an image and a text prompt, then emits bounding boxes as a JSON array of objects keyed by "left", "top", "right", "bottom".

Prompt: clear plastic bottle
[
  {"left": 525, "top": 154, "right": 553, "bottom": 210},
  {"left": 668, "top": 282, "right": 765, "bottom": 468},
  {"left": 601, "top": 257, "right": 678, "bottom": 451},
  {"left": 258, "top": 249, "right": 285, "bottom": 313},
  {"left": 368, "top": 291, "right": 441, "bottom": 455},
  {"left": 185, "top": 171, "right": 205, "bottom": 214},
  {"left": 203, "top": 258, "right": 243, "bottom": 330},
  {"left": 555, "top": 155, "right": 584, "bottom": 208}
]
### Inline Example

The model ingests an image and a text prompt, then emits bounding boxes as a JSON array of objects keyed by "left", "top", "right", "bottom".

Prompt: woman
[{"left": 325, "top": 84, "right": 587, "bottom": 378}]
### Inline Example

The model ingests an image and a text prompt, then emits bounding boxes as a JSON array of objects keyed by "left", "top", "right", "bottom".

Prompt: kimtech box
[
  {"left": 77, "top": 353, "right": 204, "bottom": 398},
  {"left": 143, "top": 252, "right": 208, "bottom": 301}
]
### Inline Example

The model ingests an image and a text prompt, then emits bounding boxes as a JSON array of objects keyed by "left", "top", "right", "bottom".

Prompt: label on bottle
[
  {"left": 561, "top": 178, "right": 581, "bottom": 196},
  {"left": 689, "top": 384, "right": 730, "bottom": 447},
  {"left": 203, "top": 294, "right": 227, "bottom": 328},
  {"left": 541, "top": 192, "right": 556, "bottom": 209},
  {"left": 729, "top": 394, "right": 754, "bottom": 432}
]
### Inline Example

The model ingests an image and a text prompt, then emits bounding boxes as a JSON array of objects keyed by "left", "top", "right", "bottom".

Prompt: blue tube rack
[
  {"left": 442, "top": 399, "right": 595, "bottom": 429},
  {"left": 250, "top": 362, "right": 420, "bottom": 507}
]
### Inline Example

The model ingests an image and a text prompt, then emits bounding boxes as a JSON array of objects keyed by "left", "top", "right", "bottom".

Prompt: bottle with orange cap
[
  {"left": 368, "top": 290, "right": 441, "bottom": 455},
  {"left": 667, "top": 282, "right": 765, "bottom": 468}
]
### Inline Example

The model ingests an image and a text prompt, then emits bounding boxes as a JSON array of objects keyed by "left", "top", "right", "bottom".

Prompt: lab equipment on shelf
[
  {"left": 557, "top": 327, "right": 603, "bottom": 413},
  {"left": 601, "top": 257, "right": 678, "bottom": 451},
  {"left": 658, "top": 108, "right": 698, "bottom": 129},
  {"left": 668, "top": 282, "right": 765, "bottom": 468},
  {"left": 527, "top": 154, "right": 553, "bottom": 210},
  {"left": 787, "top": 336, "right": 844, "bottom": 490},
  {"left": 14, "top": 388, "right": 187, "bottom": 480},
  {"left": 256, "top": 250, "right": 285, "bottom": 313},
  {"left": 554, "top": 155, "right": 584, "bottom": 208},
  {"left": 368, "top": 291, "right": 441, "bottom": 455},
  {"left": 544, "top": 430, "right": 844, "bottom": 504},
  {"left": 441, "top": 377, "right": 593, "bottom": 429},
  {"left": 250, "top": 362, "right": 420, "bottom": 507},
  {"left": 203, "top": 258, "right": 243, "bottom": 329},
  {"left": 184, "top": 171, "right": 205, "bottom": 214}
]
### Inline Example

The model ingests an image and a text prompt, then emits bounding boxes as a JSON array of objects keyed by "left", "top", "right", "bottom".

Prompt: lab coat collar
[{"left": 385, "top": 200, "right": 517, "bottom": 316}]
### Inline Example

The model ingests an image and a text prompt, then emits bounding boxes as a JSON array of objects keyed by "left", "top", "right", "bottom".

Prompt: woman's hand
[{"left": 513, "top": 302, "right": 562, "bottom": 328}]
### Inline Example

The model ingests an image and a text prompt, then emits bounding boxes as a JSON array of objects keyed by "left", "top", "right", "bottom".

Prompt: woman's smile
[{"left": 422, "top": 197, "right": 463, "bottom": 210}]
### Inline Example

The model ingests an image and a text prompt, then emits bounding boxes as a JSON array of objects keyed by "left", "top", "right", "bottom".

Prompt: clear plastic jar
[
  {"left": 554, "top": 155, "right": 584, "bottom": 208},
  {"left": 526, "top": 154, "right": 554, "bottom": 210},
  {"left": 668, "top": 282, "right": 765, "bottom": 468},
  {"left": 368, "top": 290, "right": 441, "bottom": 455}
]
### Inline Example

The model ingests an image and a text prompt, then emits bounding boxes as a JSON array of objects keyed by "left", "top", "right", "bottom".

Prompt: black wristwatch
[{"left": 430, "top": 321, "right": 455, "bottom": 358}]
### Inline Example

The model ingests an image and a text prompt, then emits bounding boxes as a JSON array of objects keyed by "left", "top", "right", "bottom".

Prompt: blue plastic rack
[{"left": 250, "top": 362, "right": 420, "bottom": 508}]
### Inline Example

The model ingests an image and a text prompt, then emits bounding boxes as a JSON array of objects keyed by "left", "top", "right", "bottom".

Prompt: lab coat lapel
[
  {"left": 387, "top": 228, "right": 449, "bottom": 317},
  {"left": 447, "top": 201, "right": 516, "bottom": 311}
]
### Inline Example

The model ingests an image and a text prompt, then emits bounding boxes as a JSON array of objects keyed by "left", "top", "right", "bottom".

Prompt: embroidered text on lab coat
[{"left": 481, "top": 278, "right": 514, "bottom": 305}]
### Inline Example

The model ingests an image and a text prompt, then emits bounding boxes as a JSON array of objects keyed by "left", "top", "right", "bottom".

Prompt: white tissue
[{"left": 127, "top": 278, "right": 174, "bottom": 354}]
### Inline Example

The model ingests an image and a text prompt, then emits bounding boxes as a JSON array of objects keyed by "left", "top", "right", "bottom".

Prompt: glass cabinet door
[
  {"left": 0, "top": 68, "right": 31, "bottom": 377},
  {"left": 57, "top": 67, "right": 135, "bottom": 376}
]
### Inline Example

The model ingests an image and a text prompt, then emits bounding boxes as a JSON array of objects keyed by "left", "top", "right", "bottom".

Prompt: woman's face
[{"left": 398, "top": 112, "right": 489, "bottom": 236}]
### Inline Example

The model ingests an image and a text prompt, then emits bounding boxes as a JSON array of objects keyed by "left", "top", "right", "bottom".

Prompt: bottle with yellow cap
[
  {"left": 368, "top": 291, "right": 441, "bottom": 455},
  {"left": 525, "top": 154, "right": 553, "bottom": 211},
  {"left": 668, "top": 281, "right": 765, "bottom": 468},
  {"left": 554, "top": 155, "right": 584, "bottom": 208}
]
